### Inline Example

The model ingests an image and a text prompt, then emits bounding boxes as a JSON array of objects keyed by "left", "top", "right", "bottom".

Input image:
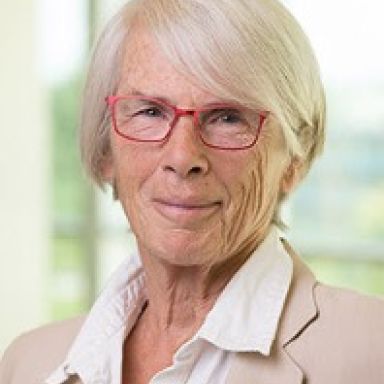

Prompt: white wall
[{"left": 0, "top": 0, "right": 50, "bottom": 354}]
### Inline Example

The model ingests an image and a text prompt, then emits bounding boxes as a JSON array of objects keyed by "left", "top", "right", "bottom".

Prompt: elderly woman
[{"left": 1, "top": 0, "right": 384, "bottom": 383}]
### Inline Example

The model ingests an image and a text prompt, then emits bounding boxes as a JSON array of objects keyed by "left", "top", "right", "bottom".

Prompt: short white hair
[{"left": 80, "top": 0, "right": 326, "bottom": 185}]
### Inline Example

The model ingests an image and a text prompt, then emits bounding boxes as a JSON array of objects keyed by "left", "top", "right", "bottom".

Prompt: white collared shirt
[{"left": 46, "top": 226, "right": 292, "bottom": 384}]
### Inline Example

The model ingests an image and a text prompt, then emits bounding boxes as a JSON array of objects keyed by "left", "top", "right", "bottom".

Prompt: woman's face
[{"left": 104, "top": 30, "right": 295, "bottom": 269}]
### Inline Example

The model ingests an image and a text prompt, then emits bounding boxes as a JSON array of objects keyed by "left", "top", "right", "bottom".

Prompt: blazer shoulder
[
  {"left": 315, "top": 283, "right": 384, "bottom": 323},
  {"left": 286, "top": 284, "right": 384, "bottom": 383},
  {"left": 313, "top": 283, "right": 384, "bottom": 344},
  {"left": 0, "top": 316, "right": 85, "bottom": 384}
]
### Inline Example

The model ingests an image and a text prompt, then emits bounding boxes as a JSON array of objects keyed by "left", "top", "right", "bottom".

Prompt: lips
[
  {"left": 155, "top": 199, "right": 220, "bottom": 209},
  {"left": 152, "top": 198, "right": 222, "bottom": 223}
]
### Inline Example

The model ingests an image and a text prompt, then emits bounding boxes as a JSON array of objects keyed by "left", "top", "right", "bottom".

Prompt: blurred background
[{"left": 1, "top": 0, "right": 383, "bottom": 355}]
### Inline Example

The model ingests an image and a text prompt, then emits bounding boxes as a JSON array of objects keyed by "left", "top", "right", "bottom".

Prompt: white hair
[{"left": 80, "top": 0, "right": 325, "bottom": 186}]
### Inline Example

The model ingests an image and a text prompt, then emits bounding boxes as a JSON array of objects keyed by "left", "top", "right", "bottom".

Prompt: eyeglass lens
[{"left": 113, "top": 97, "right": 262, "bottom": 149}]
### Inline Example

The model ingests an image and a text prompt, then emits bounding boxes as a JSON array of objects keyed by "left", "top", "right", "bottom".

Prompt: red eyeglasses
[{"left": 106, "top": 95, "right": 268, "bottom": 150}]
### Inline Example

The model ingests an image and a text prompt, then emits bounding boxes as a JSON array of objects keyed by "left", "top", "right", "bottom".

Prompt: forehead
[{"left": 118, "top": 28, "right": 218, "bottom": 105}]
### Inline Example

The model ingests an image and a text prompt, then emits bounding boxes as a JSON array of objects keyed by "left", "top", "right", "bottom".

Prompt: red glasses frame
[{"left": 105, "top": 95, "right": 268, "bottom": 150}]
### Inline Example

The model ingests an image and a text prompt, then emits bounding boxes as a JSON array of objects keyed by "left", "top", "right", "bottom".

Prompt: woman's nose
[{"left": 160, "top": 115, "right": 209, "bottom": 178}]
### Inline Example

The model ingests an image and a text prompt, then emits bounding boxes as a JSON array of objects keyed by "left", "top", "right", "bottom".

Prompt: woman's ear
[
  {"left": 99, "top": 154, "right": 120, "bottom": 200},
  {"left": 280, "top": 157, "right": 303, "bottom": 195},
  {"left": 99, "top": 153, "right": 115, "bottom": 184}
]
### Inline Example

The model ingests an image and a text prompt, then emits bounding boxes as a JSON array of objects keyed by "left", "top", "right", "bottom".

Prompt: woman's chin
[{"left": 138, "top": 228, "right": 222, "bottom": 268}]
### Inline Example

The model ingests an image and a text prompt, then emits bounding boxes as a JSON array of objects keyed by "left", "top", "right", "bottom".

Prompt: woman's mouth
[{"left": 152, "top": 198, "right": 222, "bottom": 224}]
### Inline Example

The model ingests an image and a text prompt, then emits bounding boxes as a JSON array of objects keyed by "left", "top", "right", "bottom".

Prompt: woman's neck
[
  {"left": 137, "top": 236, "right": 260, "bottom": 343},
  {"left": 141, "top": 260, "right": 224, "bottom": 339}
]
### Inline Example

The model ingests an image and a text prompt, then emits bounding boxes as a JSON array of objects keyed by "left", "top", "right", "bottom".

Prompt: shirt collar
[
  {"left": 46, "top": 226, "right": 292, "bottom": 383},
  {"left": 198, "top": 226, "right": 293, "bottom": 355},
  {"left": 46, "top": 257, "right": 146, "bottom": 384}
]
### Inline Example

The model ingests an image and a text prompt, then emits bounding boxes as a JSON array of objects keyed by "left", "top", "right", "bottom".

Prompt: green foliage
[
  {"left": 51, "top": 237, "right": 89, "bottom": 320},
  {"left": 50, "top": 73, "right": 92, "bottom": 319},
  {"left": 51, "top": 74, "right": 88, "bottom": 217},
  {"left": 305, "top": 255, "right": 384, "bottom": 296}
]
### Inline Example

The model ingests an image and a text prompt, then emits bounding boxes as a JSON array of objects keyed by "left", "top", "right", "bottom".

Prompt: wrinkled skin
[{"left": 104, "top": 31, "right": 296, "bottom": 279}]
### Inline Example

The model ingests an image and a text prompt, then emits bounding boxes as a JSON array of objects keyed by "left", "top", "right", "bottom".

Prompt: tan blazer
[{"left": 1, "top": 248, "right": 384, "bottom": 384}]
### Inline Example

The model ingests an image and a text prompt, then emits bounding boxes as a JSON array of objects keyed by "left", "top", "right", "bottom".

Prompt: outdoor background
[{"left": 1, "top": 0, "right": 383, "bottom": 355}]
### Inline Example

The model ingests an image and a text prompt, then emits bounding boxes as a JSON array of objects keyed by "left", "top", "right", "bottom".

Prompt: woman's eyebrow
[
  {"left": 118, "top": 87, "right": 172, "bottom": 104},
  {"left": 117, "top": 86, "right": 241, "bottom": 108}
]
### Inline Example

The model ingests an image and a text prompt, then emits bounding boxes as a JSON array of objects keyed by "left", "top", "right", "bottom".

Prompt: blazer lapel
[{"left": 226, "top": 240, "right": 319, "bottom": 384}]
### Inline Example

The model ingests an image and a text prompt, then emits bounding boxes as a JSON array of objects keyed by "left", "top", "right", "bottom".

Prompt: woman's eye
[
  {"left": 207, "top": 109, "right": 243, "bottom": 125},
  {"left": 136, "top": 107, "right": 163, "bottom": 117},
  {"left": 220, "top": 112, "right": 241, "bottom": 124}
]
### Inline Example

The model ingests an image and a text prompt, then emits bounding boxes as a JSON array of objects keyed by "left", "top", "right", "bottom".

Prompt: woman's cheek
[{"left": 220, "top": 149, "right": 282, "bottom": 257}]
